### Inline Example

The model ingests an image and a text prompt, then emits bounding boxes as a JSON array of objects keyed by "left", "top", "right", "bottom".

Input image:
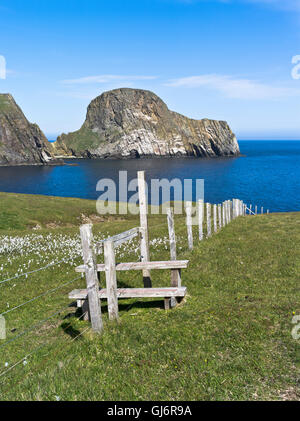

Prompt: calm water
[{"left": 0, "top": 141, "right": 299, "bottom": 212}]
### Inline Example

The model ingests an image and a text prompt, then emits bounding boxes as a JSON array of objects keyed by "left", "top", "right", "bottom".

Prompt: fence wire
[
  {"left": 0, "top": 258, "right": 69, "bottom": 286},
  {"left": 0, "top": 275, "right": 82, "bottom": 316}
]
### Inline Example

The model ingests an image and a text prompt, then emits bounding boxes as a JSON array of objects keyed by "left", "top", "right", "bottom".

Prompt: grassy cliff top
[{"left": 0, "top": 192, "right": 299, "bottom": 400}]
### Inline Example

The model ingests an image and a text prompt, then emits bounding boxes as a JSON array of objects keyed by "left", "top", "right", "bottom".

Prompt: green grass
[{"left": 0, "top": 193, "right": 299, "bottom": 401}]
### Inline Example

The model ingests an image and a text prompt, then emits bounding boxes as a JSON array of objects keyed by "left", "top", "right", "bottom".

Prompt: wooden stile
[{"left": 80, "top": 224, "right": 103, "bottom": 333}]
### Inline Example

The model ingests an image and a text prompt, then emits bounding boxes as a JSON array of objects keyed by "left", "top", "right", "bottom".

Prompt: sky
[{"left": 0, "top": 0, "right": 300, "bottom": 140}]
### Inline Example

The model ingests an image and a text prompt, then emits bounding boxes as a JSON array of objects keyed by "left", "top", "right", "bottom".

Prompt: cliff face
[
  {"left": 54, "top": 88, "right": 240, "bottom": 159},
  {"left": 0, "top": 94, "right": 58, "bottom": 166}
]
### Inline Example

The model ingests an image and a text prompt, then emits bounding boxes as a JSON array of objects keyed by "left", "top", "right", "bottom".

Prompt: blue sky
[{"left": 1, "top": 0, "right": 300, "bottom": 139}]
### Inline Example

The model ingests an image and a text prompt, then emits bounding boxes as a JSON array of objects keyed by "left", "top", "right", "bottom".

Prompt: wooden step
[
  {"left": 75, "top": 260, "right": 189, "bottom": 273},
  {"left": 69, "top": 287, "right": 187, "bottom": 300}
]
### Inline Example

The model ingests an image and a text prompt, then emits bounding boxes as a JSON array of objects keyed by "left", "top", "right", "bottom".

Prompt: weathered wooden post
[
  {"left": 255, "top": 205, "right": 257, "bottom": 215},
  {"left": 218, "top": 204, "right": 222, "bottom": 229},
  {"left": 228, "top": 201, "right": 232, "bottom": 222},
  {"left": 167, "top": 208, "right": 180, "bottom": 287},
  {"left": 198, "top": 199, "right": 204, "bottom": 241},
  {"left": 185, "top": 201, "right": 193, "bottom": 250},
  {"left": 261, "top": 207, "right": 264, "bottom": 214},
  {"left": 267, "top": 209, "right": 269, "bottom": 214},
  {"left": 104, "top": 240, "right": 119, "bottom": 321},
  {"left": 206, "top": 203, "right": 211, "bottom": 237},
  {"left": 250, "top": 204, "right": 252, "bottom": 215},
  {"left": 137, "top": 171, "right": 152, "bottom": 288},
  {"left": 222, "top": 202, "right": 226, "bottom": 227},
  {"left": 80, "top": 224, "right": 103, "bottom": 333},
  {"left": 213, "top": 204, "right": 217, "bottom": 233},
  {"left": 232, "top": 199, "right": 237, "bottom": 219},
  {"left": 227, "top": 200, "right": 231, "bottom": 223}
]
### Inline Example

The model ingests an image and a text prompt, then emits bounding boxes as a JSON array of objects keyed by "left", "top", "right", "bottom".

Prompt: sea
[{"left": 0, "top": 140, "right": 299, "bottom": 213}]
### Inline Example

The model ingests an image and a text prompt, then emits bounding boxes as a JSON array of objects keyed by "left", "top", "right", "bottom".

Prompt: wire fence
[{"left": 0, "top": 197, "right": 268, "bottom": 396}]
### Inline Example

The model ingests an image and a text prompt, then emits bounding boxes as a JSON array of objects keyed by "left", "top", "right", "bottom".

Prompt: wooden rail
[
  {"left": 70, "top": 287, "right": 187, "bottom": 300},
  {"left": 75, "top": 260, "right": 189, "bottom": 273}
]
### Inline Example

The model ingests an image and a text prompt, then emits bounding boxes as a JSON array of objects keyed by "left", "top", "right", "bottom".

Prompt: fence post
[
  {"left": 218, "top": 204, "right": 222, "bottom": 229},
  {"left": 138, "top": 171, "right": 152, "bottom": 288},
  {"left": 232, "top": 199, "right": 236, "bottom": 219},
  {"left": 213, "top": 204, "right": 217, "bottom": 233},
  {"left": 227, "top": 200, "right": 231, "bottom": 223},
  {"left": 250, "top": 204, "right": 252, "bottom": 215},
  {"left": 167, "top": 208, "right": 181, "bottom": 288},
  {"left": 255, "top": 205, "right": 257, "bottom": 215},
  {"left": 267, "top": 209, "right": 269, "bottom": 214},
  {"left": 104, "top": 240, "right": 119, "bottom": 321},
  {"left": 80, "top": 224, "right": 103, "bottom": 333},
  {"left": 206, "top": 203, "right": 211, "bottom": 237},
  {"left": 198, "top": 199, "right": 204, "bottom": 241},
  {"left": 222, "top": 202, "right": 226, "bottom": 227},
  {"left": 185, "top": 201, "right": 193, "bottom": 250},
  {"left": 261, "top": 207, "right": 264, "bottom": 214}
]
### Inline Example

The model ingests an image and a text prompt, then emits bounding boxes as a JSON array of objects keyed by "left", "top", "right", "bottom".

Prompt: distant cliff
[
  {"left": 54, "top": 88, "right": 240, "bottom": 159},
  {"left": 0, "top": 94, "right": 59, "bottom": 166}
]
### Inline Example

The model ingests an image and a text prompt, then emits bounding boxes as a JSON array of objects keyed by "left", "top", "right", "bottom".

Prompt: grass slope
[{"left": 0, "top": 193, "right": 299, "bottom": 401}]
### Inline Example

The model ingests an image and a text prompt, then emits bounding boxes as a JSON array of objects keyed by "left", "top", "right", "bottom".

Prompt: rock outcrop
[
  {"left": 0, "top": 94, "right": 58, "bottom": 166},
  {"left": 54, "top": 88, "right": 240, "bottom": 159}
]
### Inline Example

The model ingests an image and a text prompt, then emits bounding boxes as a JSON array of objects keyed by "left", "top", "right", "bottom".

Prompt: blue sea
[{"left": 0, "top": 141, "right": 299, "bottom": 213}]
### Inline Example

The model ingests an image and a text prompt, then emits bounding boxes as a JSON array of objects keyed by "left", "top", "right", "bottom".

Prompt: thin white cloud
[
  {"left": 61, "top": 74, "right": 158, "bottom": 85},
  {"left": 165, "top": 74, "right": 300, "bottom": 99}
]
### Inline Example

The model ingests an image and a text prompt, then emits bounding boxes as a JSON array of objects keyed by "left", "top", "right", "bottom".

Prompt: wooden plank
[
  {"left": 206, "top": 203, "right": 211, "bottom": 237},
  {"left": 95, "top": 227, "right": 140, "bottom": 252},
  {"left": 198, "top": 199, "right": 204, "bottom": 241},
  {"left": 104, "top": 240, "right": 119, "bottom": 321},
  {"left": 69, "top": 287, "right": 187, "bottom": 300},
  {"left": 185, "top": 201, "right": 193, "bottom": 250},
  {"left": 138, "top": 171, "right": 151, "bottom": 287},
  {"left": 76, "top": 259, "right": 189, "bottom": 273},
  {"left": 80, "top": 224, "right": 103, "bottom": 333}
]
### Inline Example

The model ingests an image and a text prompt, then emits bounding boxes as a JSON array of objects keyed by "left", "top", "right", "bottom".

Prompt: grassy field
[{"left": 0, "top": 193, "right": 299, "bottom": 401}]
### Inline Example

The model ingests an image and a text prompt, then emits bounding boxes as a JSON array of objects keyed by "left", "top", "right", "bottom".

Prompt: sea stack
[
  {"left": 0, "top": 94, "right": 58, "bottom": 166},
  {"left": 54, "top": 88, "right": 240, "bottom": 159}
]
